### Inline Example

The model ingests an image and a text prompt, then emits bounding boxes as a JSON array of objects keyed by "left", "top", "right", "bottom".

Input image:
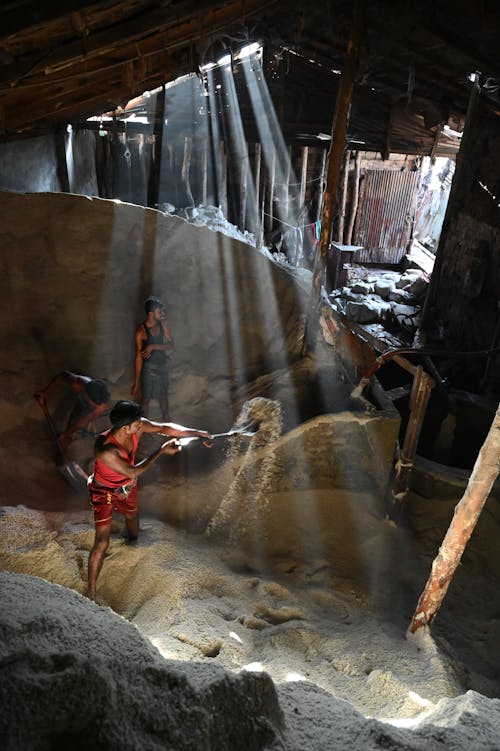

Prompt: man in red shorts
[{"left": 87, "top": 400, "right": 212, "bottom": 600}]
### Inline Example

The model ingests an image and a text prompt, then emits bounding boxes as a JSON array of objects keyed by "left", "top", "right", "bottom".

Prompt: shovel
[
  {"left": 177, "top": 426, "right": 258, "bottom": 447},
  {"left": 36, "top": 399, "right": 89, "bottom": 492}
]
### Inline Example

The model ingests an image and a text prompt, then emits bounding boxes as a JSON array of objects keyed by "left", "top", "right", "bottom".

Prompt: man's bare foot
[{"left": 86, "top": 587, "right": 96, "bottom": 601}]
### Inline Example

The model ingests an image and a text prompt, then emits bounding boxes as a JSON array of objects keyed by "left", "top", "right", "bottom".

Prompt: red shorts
[{"left": 89, "top": 482, "right": 138, "bottom": 526}]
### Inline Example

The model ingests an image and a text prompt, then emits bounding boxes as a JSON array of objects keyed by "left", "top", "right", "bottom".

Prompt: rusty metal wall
[{"left": 353, "top": 169, "right": 419, "bottom": 264}]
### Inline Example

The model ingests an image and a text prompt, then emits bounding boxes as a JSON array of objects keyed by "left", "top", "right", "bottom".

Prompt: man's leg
[
  {"left": 87, "top": 522, "right": 112, "bottom": 600},
  {"left": 124, "top": 512, "right": 139, "bottom": 542},
  {"left": 140, "top": 397, "right": 150, "bottom": 417},
  {"left": 159, "top": 391, "right": 169, "bottom": 421}
]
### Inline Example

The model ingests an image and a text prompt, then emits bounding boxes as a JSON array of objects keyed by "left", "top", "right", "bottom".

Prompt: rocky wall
[{"left": 0, "top": 190, "right": 309, "bottom": 427}]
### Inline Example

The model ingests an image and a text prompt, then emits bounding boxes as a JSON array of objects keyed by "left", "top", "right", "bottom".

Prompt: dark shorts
[
  {"left": 141, "top": 364, "right": 169, "bottom": 400},
  {"left": 89, "top": 482, "right": 138, "bottom": 526}
]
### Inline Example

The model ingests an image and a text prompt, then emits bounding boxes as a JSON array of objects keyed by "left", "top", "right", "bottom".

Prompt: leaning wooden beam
[
  {"left": 301, "top": 1, "right": 364, "bottom": 354},
  {"left": 408, "top": 401, "right": 500, "bottom": 636},
  {"left": 392, "top": 365, "right": 434, "bottom": 505}
]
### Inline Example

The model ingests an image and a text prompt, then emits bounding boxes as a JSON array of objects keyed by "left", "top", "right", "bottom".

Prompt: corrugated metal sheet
[{"left": 353, "top": 169, "right": 419, "bottom": 264}]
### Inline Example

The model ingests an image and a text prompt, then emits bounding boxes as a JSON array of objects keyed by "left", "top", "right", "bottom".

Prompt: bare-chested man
[
  {"left": 87, "top": 399, "right": 212, "bottom": 600},
  {"left": 35, "top": 370, "right": 110, "bottom": 449}
]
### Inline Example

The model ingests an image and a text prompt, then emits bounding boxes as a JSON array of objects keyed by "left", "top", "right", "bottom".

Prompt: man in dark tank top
[{"left": 131, "top": 296, "right": 173, "bottom": 419}]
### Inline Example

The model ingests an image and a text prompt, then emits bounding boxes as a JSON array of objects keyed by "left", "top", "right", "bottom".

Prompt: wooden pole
[
  {"left": 283, "top": 144, "right": 292, "bottom": 224},
  {"left": 220, "top": 140, "right": 228, "bottom": 217},
  {"left": 54, "top": 126, "right": 70, "bottom": 193},
  {"left": 301, "top": 2, "right": 364, "bottom": 355},
  {"left": 316, "top": 148, "right": 327, "bottom": 222},
  {"left": 392, "top": 366, "right": 434, "bottom": 504},
  {"left": 408, "top": 401, "right": 500, "bottom": 635},
  {"left": 147, "top": 85, "right": 165, "bottom": 208},
  {"left": 181, "top": 135, "right": 194, "bottom": 206},
  {"left": 266, "top": 148, "right": 276, "bottom": 234},
  {"left": 254, "top": 142, "right": 263, "bottom": 245},
  {"left": 239, "top": 149, "right": 248, "bottom": 229},
  {"left": 299, "top": 146, "right": 309, "bottom": 208},
  {"left": 337, "top": 148, "right": 350, "bottom": 243},
  {"left": 346, "top": 150, "right": 361, "bottom": 244},
  {"left": 201, "top": 142, "right": 208, "bottom": 206}
]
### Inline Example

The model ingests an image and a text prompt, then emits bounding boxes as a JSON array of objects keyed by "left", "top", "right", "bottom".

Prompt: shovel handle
[{"left": 34, "top": 396, "right": 68, "bottom": 461}]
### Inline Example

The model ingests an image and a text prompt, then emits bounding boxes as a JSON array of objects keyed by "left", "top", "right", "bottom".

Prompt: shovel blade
[{"left": 57, "top": 461, "right": 89, "bottom": 492}]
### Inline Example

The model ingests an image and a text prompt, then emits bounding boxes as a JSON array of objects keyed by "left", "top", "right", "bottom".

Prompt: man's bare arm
[
  {"left": 140, "top": 321, "right": 174, "bottom": 359},
  {"left": 131, "top": 328, "right": 146, "bottom": 397},
  {"left": 59, "top": 402, "right": 108, "bottom": 441},
  {"left": 34, "top": 370, "right": 81, "bottom": 404},
  {"left": 96, "top": 440, "right": 181, "bottom": 479},
  {"left": 139, "top": 418, "right": 212, "bottom": 441}
]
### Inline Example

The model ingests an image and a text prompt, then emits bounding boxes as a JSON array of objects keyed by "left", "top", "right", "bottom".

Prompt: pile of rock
[{"left": 328, "top": 268, "right": 429, "bottom": 335}]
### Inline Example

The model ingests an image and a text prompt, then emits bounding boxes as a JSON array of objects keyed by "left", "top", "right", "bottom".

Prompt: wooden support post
[
  {"left": 430, "top": 123, "right": 443, "bottom": 163},
  {"left": 254, "top": 142, "right": 262, "bottom": 242},
  {"left": 220, "top": 141, "right": 228, "bottom": 217},
  {"left": 337, "top": 149, "right": 350, "bottom": 243},
  {"left": 346, "top": 150, "right": 361, "bottom": 245},
  {"left": 283, "top": 144, "right": 292, "bottom": 224},
  {"left": 54, "top": 126, "right": 70, "bottom": 193},
  {"left": 392, "top": 366, "right": 434, "bottom": 503},
  {"left": 316, "top": 148, "right": 327, "bottom": 222},
  {"left": 302, "top": 2, "right": 364, "bottom": 355},
  {"left": 299, "top": 146, "right": 309, "bottom": 208},
  {"left": 266, "top": 148, "right": 276, "bottom": 235},
  {"left": 239, "top": 149, "right": 248, "bottom": 229},
  {"left": 201, "top": 142, "right": 208, "bottom": 206},
  {"left": 181, "top": 136, "right": 194, "bottom": 206},
  {"left": 147, "top": 85, "right": 165, "bottom": 208},
  {"left": 408, "top": 401, "right": 500, "bottom": 635}
]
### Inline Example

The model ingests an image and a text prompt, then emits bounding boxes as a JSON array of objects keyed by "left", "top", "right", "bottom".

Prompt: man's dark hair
[
  {"left": 109, "top": 400, "right": 142, "bottom": 429},
  {"left": 144, "top": 296, "right": 164, "bottom": 315},
  {"left": 85, "top": 378, "right": 110, "bottom": 405}
]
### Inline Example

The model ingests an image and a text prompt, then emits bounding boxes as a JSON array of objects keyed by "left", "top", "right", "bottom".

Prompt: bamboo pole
[
  {"left": 54, "top": 126, "right": 70, "bottom": 193},
  {"left": 239, "top": 149, "right": 248, "bottom": 229},
  {"left": 181, "top": 135, "right": 194, "bottom": 206},
  {"left": 316, "top": 148, "right": 327, "bottom": 222},
  {"left": 346, "top": 150, "right": 361, "bottom": 244},
  {"left": 337, "top": 149, "right": 350, "bottom": 242},
  {"left": 201, "top": 142, "right": 208, "bottom": 205},
  {"left": 301, "top": 2, "right": 364, "bottom": 354},
  {"left": 299, "top": 146, "right": 309, "bottom": 210},
  {"left": 254, "top": 142, "right": 264, "bottom": 246},
  {"left": 147, "top": 85, "right": 165, "bottom": 208},
  {"left": 266, "top": 148, "right": 276, "bottom": 234},
  {"left": 220, "top": 140, "right": 228, "bottom": 217},
  {"left": 408, "top": 401, "right": 500, "bottom": 635}
]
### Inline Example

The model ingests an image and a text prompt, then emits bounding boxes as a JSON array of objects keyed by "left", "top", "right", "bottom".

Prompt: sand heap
[{"left": 2, "top": 569, "right": 500, "bottom": 751}]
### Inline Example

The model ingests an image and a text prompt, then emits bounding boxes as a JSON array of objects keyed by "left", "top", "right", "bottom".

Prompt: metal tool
[
  {"left": 177, "top": 426, "right": 258, "bottom": 447},
  {"left": 36, "top": 399, "right": 89, "bottom": 492}
]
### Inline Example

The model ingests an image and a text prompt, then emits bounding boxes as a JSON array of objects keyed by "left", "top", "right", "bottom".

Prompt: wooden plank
[
  {"left": 0, "top": 0, "right": 280, "bottom": 86},
  {"left": 0, "top": 0, "right": 99, "bottom": 41}
]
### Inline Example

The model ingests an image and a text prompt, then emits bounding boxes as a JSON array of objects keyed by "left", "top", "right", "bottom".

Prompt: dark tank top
[{"left": 142, "top": 322, "right": 167, "bottom": 367}]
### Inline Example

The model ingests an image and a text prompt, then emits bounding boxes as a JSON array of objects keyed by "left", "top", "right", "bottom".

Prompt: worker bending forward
[{"left": 87, "top": 400, "right": 212, "bottom": 600}]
